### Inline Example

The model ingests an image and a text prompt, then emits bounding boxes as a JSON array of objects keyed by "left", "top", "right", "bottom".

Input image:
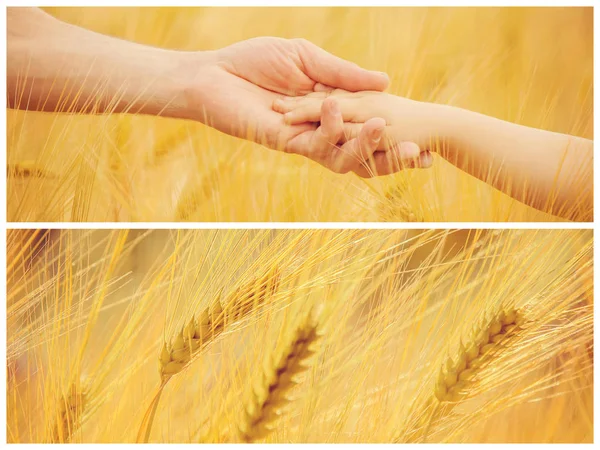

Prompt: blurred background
[
  {"left": 7, "top": 7, "right": 592, "bottom": 221},
  {"left": 7, "top": 228, "right": 593, "bottom": 442}
]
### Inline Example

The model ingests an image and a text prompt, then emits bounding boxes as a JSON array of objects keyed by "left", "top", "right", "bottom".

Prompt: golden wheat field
[
  {"left": 6, "top": 228, "right": 593, "bottom": 443},
  {"left": 7, "top": 7, "right": 592, "bottom": 222}
]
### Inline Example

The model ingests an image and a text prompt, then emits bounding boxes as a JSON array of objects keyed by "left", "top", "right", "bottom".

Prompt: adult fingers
[{"left": 296, "top": 38, "right": 389, "bottom": 92}]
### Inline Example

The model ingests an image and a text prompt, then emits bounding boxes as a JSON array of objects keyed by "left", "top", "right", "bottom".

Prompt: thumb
[{"left": 296, "top": 39, "right": 390, "bottom": 92}]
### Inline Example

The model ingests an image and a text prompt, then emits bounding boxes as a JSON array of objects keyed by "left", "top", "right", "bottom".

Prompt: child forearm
[
  {"left": 434, "top": 104, "right": 593, "bottom": 220},
  {"left": 7, "top": 7, "right": 198, "bottom": 118}
]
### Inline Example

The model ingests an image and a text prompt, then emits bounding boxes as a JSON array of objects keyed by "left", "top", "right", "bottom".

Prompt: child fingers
[
  {"left": 313, "top": 82, "right": 334, "bottom": 92},
  {"left": 308, "top": 98, "right": 344, "bottom": 155},
  {"left": 341, "top": 123, "right": 393, "bottom": 151},
  {"left": 399, "top": 143, "right": 434, "bottom": 169},
  {"left": 274, "top": 122, "right": 318, "bottom": 154},
  {"left": 353, "top": 147, "right": 433, "bottom": 178},
  {"left": 319, "top": 98, "right": 344, "bottom": 142},
  {"left": 273, "top": 91, "right": 329, "bottom": 111},
  {"left": 341, "top": 124, "right": 432, "bottom": 156},
  {"left": 283, "top": 98, "right": 363, "bottom": 125},
  {"left": 273, "top": 89, "right": 359, "bottom": 116},
  {"left": 352, "top": 151, "right": 397, "bottom": 177},
  {"left": 284, "top": 131, "right": 311, "bottom": 157},
  {"left": 282, "top": 102, "right": 323, "bottom": 124},
  {"left": 273, "top": 98, "right": 292, "bottom": 114},
  {"left": 419, "top": 150, "right": 434, "bottom": 168},
  {"left": 283, "top": 101, "right": 343, "bottom": 157},
  {"left": 272, "top": 92, "right": 319, "bottom": 116},
  {"left": 335, "top": 118, "right": 385, "bottom": 174},
  {"left": 313, "top": 84, "right": 356, "bottom": 96}
]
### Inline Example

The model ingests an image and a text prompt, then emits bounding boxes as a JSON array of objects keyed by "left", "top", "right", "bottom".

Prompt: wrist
[
  {"left": 167, "top": 49, "right": 222, "bottom": 123},
  {"left": 387, "top": 97, "right": 456, "bottom": 153},
  {"left": 408, "top": 100, "right": 461, "bottom": 157},
  {"left": 125, "top": 48, "right": 213, "bottom": 121}
]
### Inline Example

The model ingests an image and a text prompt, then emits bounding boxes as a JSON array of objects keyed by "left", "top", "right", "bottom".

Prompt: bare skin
[
  {"left": 7, "top": 7, "right": 430, "bottom": 177},
  {"left": 274, "top": 90, "right": 593, "bottom": 221}
]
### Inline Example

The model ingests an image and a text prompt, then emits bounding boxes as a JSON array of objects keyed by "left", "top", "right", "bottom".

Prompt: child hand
[
  {"left": 274, "top": 89, "right": 435, "bottom": 172},
  {"left": 274, "top": 91, "right": 433, "bottom": 177},
  {"left": 274, "top": 89, "right": 593, "bottom": 221}
]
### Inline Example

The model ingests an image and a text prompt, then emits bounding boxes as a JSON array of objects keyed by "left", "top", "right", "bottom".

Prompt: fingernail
[
  {"left": 419, "top": 151, "right": 433, "bottom": 168},
  {"left": 400, "top": 142, "right": 420, "bottom": 160},
  {"left": 330, "top": 100, "right": 341, "bottom": 116},
  {"left": 371, "top": 128, "right": 383, "bottom": 144},
  {"left": 284, "top": 112, "right": 293, "bottom": 124}
]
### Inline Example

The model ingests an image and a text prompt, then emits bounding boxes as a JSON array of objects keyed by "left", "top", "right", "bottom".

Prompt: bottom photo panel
[{"left": 7, "top": 229, "right": 593, "bottom": 443}]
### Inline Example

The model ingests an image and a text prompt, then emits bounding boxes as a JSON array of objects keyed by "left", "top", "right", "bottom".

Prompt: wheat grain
[
  {"left": 434, "top": 308, "right": 524, "bottom": 402},
  {"left": 237, "top": 321, "right": 321, "bottom": 442}
]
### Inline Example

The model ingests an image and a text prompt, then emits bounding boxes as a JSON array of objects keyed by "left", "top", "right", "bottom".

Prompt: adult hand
[
  {"left": 8, "top": 8, "right": 412, "bottom": 177},
  {"left": 182, "top": 37, "right": 409, "bottom": 176}
]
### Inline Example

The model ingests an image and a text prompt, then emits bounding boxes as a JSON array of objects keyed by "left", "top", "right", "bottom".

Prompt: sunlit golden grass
[
  {"left": 7, "top": 7, "right": 592, "bottom": 221},
  {"left": 7, "top": 228, "right": 593, "bottom": 442}
]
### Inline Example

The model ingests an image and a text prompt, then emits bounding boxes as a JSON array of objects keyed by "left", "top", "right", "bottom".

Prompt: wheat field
[
  {"left": 7, "top": 228, "right": 593, "bottom": 443},
  {"left": 7, "top": 7, "right": 592, "bottom": 222}
]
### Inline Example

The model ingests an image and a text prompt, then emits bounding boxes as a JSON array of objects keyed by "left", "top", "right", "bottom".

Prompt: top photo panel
[{"left": 7, "top": 6, "right": 592, "bottom": 222}]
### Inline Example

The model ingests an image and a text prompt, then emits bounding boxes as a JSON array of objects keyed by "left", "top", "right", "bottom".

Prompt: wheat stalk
[
  {"left": 47, "top": 382, "right": 86, "bottom": 443},
  {"left": 237, "top": 320, "right": 321, "bottom": 443}
]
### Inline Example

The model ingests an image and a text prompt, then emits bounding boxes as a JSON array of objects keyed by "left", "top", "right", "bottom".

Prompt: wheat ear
[
  {"left": 402, "top": 307, "right": 524, "bottom": 442},
  {"left": 47, "top": 382, "right": 86, "bottom": 443},
  {"left": 434, "top": 308, "right": 523, "bottom": 402},
  {"left": 378, "top": 182, "right": 421, "bottom": 222},
  {"left": 159, "top": 265, "right": 281, "bottom": 381},
  {"left": 8, "top": 161, "right": 56, "bottom": 179},
  {"left": 237, "top": 321, "right": 321, "bottom": 443},
  {"left": 137, "top": 266, "right": 280, "bottom": 443}
]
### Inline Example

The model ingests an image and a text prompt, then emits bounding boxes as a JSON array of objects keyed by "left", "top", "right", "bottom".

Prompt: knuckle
[
  {"left": 328, "top": 159, "right": 348, "bottom": 174},
  {"left": 292, "top": 37, "right": 311, "bottom": 47},
  {"left": 337, "top": 161, "right": 352, "bottom": 174}
]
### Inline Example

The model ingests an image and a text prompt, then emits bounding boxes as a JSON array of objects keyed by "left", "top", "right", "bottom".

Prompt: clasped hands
[{"left": 184, "top": 37, "right": 431, "bottom": 177}]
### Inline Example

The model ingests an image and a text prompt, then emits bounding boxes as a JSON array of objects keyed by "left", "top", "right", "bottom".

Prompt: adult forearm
[
  {"left": 437, "top": 105, "right": 593, "bottom": 220},
  {"left": 7, "top": 7, "right": 203, "bottom": 119}
]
